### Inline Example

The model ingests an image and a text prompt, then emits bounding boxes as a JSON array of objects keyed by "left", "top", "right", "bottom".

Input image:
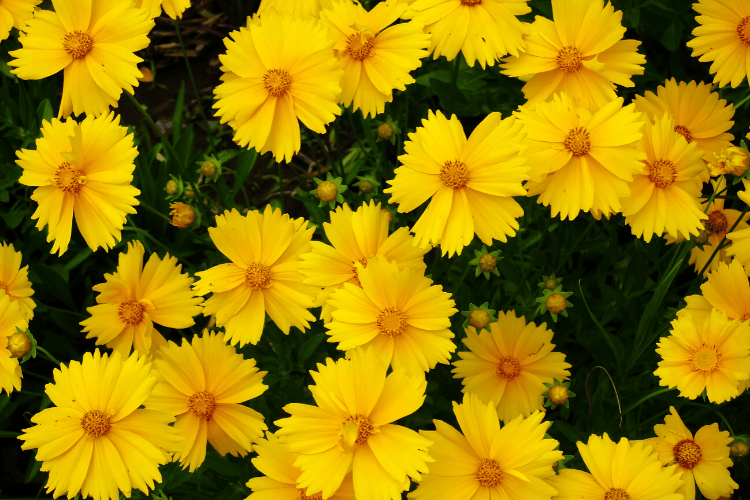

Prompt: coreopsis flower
[
  {"left": 193, "top": 207, "right": 318, "bottom": 346},
  {"left": 405, "top": 0, "right": 531, "bottom": 68},
  {"left": 247, "top": 432, "right": 356, "bottom": 500},
  {"left": 634, "top": 79, "right": 735, "bottom": 165},
  {"left": 320, "top": 0, "right": 430, "bottom": 118},
  {"left": 0, "top": 291, "right": 27, "bottom": 395},
  {"left": 409, "top": 394, "right": 562, "bottom": 500},
  {"left": 275, "top": 347, "right": 433, "bottom": 500},
  {"left": 517, "top": 93, "right": 644, "bottom": 220},
  {"left": 0, "top": 0, "right": 40, "bottom": 41},
  {"left": 0, "top": 242, "right": 35, "bottom": 319},
  {"left": 136, "top": 0, "right": 190, "bottom": 19},
  {"left": 258, "top": 0, "right": 332, "bottom": 17},
  {"left": 145, "top": 332, "right": 268, "bottom": 471},
  {"left": 8, "top": 0, "right": 153, "bottom": 118},
  {"left": 679, "top": 260, "right": 750, "bottom": 327},
  {"left": 548, "top": 433, "right": 684, "bottom": 500},
  {"left": 655, "top": 309, "right": 750, "bottom": 403},
  {"left": 500, "top": 0, "right": 645, "bottom": 108},
  {"left": 710, "top": 146, "right": 749, "bottom": 176},
  {"left": 326, "top": 256, "right": 457, "bottom": 375},
  {"left": 213, "top": 9, "right": 343, "bottom": 162},
  {"left": 385, "top": 110, "right": 528, "bottom": 257},
  {"left": 18, "top": 350, "right": 182, "bottom": 500},
  {"left": 647, "top": 407, "right": 738, "bottom": 500},
  {"left": 687, "top": 0, "right": 750, "bottom": 88},
  {"left": 622, "top": 114, "right": 707, "bottom": 243},
  {"left": 80, "top": 240, "right": 203, "bottom": 357},
  {"left": 169, "top": 202, "right": 195, "bottom": 228},
  {"left": 452, "top": 310, "right": 571, "bottom": 422},
  {"left": 16, "top": 113, "right": 141, "bottom": 256}
]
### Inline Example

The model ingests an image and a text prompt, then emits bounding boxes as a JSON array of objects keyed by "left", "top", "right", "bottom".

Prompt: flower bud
[
  {"left": 359, "top": 180, "right": 374, "bottom": 194},
  {"left": 547, "top": 383, "right": 569, "bottom": 406},
  {"left": 546, "top": 293, "right": 567, "bottom": 314},
  {"left": 8, "top": 330, "right": 31, "bottom": 358},
  {"left": 544, "top": 278, "right": 559, "bottom": 290},
  {"left": 377, "top": 123, "right": 393, "bottom": 140},
  {"left": 730, "top": 441, "right": 749, "bottom": 458},
  {"left": 200, "top": 161, "right": 217, "bottom": 177},
  {"left": 166, "top": 179, "right": 178, "bottom": 195},
  {"left": 469, "top": 308, "right": 491, "bottom": 329},
  {"left": 317, "top": 180, "right": 338, "bottom": 202},
  {"left": 169, "top": 202, "right": 195, "bottom": 228},
  {"left": 478, "top": 254, "right": 497, "bottom": 272},
  {"left": 184, "top": 185, "right": 195, "bottom": 198}
]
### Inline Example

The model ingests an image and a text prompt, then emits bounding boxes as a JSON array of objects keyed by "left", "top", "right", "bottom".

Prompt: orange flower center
[
  {"left": 674, "top": 125, "right": 693, "bottom": 143},
  {"left": 690, "top": 343, "right": 721, "bottom": 373},
  {"left": 376, "top": 306, "right": 407, "bottom": 337},
  {"left": 476, "top": 458, "right": 503, "bottom": 486},
  {"left": 496, "top": 356, "right": 521, "bottom": 379},
  {"left": 263, "top": 69, "right": 291, "bottom": 97},
  {"left": 741, "top": 313, "right": 750, "bottom": 322},
  {"left": 55, "top": 162, "right": 87, "bottom": 194},
  {"left": 737, "top": 16, "right": 750, "bottom": 45},
  {"left": 118, "top": 300, "right": 145, "bottom": 325},
  {"left": 705, "top": 210, "right": 728, "bottom": 235},
  {"left": 673, "top": 439, "right": 702, "bottom": 469},
  {"left": 81, "top": 410, "right": 111, "bottom": 437},
  {"left": 556, "top": 46, "right": 583, "bottom": 72},
  {"left": 346, "top": 33, "right": 375, "bottom": 60},
  {"left": 648, "top": 159, "right": 676, "bottom": 188},
  {"left": 604, "top": 488, "right": 630, "bottom": 500},
  {"left": 347, "top": 415, "right": 374, "bottom": 444},
  {"left": 350, "top": 257, "right": 369, "bottom": 287},
  {"left": 245, "top": 263, "right": 272, "bottom": 290},
  {"left": 461, "top": 0, "right": 482, "bottom": 4},
  {"left": 298, "top": 489, "right": 323, "bottom": 500},
  {"left": 440, "top": 160, "right": 469, "bottom": 188},
  {"left": 188, "top": 391, "right": 216, "bottom": 419},
  {"left": 564, "top": 127, "right": 590, "bottom": 156},
  {"left": 63, "top": 30, "right": 93, "bottom": 59}
]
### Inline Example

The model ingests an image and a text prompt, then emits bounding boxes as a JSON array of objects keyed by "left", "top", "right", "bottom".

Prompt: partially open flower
[
  {"left": 170, "top": 202, "right": 195, "bottom": 228},
  {"left": 710, "top": 146, "right": 749, "bottom": 176}
]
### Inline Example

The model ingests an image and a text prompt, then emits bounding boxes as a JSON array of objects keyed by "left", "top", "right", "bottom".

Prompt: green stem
[
  {"left": 451, "top": 54, "right": 461, "bottom": 89},
  {"left": 125, "top": 92, "right": 183, "bottom": 172},
  {"left": 619, "top": 387, "right": 675, "bottom": 416},
  {"left": 36, "top": 346, "right": 61, "bottom": 366},
  {"left": 734, "top": 90, "right": 750, "bottom": 109},
  {"left": 359, "top": 113, "right": 381, "bottom": 167},
  {"left": 139, "top": 200, "right": 171, "bottom": 222},
  {"left": 714, "top": 409, "right": 735, "bottom": 436},
  {"left": 277, "top": 161, "right": 285, "bottom": 212}
]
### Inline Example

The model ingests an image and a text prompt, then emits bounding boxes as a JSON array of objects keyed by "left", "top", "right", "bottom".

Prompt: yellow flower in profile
[
  {"left": 275, "top": 347, "right": 433, "bottom": 500},
  {"left": 0, "top": 242, "right": 35, "bottom": 319},
  {"left": 622, "top": 114, "right": 707, "bottom": 243},
  {"left": 655, "top": 309, "right": 750, "bottom": 403},
  {"left": 0, "top": 291, "right": 27, "bottom": 395},
  {"left": 634, "top": 79, "right": 735, "bottom": 164},
  {"left": 247, "top": 432, "right": 356, "bottom": 500},
  {"left": 169, "top": 202, "right": 195, "bottom": 228},
  {"left": 16, "top": 113, "right": 141, "bottom": 256},
  {"left": 194, "top": 207, "right": 318, "bottom": 346},
  {"left": 501, "top": 0, "right": 645, "bottom": 108},
  {"left": 452, "top": 310, "right": 571, "bottom": 422},
  {"left": 145, "top": 332, "right": 268, "bottom": 472},
  {"left": 406, "top": 0, "right": 531, "bottom": 68},
  {"left": 727, "top": 178, "right": 750, "bottom": 268},
  {"left": 326, "top": 256, "right": 457, "bottom": 375},
  {"left": 680, "top": 260, "right": 750, "bottom": 327},
  {"left": 0, "top": 0, "right": 40, "bottom": 41},
  {"left": 518, "top": 93, "right": 645, "bottom": 220},
  {"left": 8, "top": 0, "right": 153, "bottom": 118},
  {"left": 710, "top": 146, "right": 749, "bottom": 176},
  {"left": 80, "top": 240, "right": 203, "bottom": 357},
  {"left": 321, "top": 0, "right": 430, "bottom": 118},
  {"left": 136, "top": 0, "right": 190, "bottom": 19},
  {"left": 548, "top": 433, "right": 683, "bottom": 500},
  {"left": 299, "top": 201, "right": 428, "bottom": 322},
  {"left": 258, "top": 0, "right": 332, "bottom": 17},
  {"left": 687, "top": 0, "right": 750, "bottom": 88},
  {"left": 409, "top": 394, "right": 562, "bottom": 500},
  {"left": 213, "top": 9, "right": 342, "bottom": 162},
  {"left": 385, "top": 110, "right": 528, "bottom": 257},
  {"left": 18, "top": 350, "right": 182, "bottom": 500},
  {"left": 647, "top": 407, "right": 738, "bottom": 500}
]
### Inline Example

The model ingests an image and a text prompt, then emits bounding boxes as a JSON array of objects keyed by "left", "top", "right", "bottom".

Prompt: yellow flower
[
  {"left": 452, "top": 310, "right": 571, "bottom": 422},
  {"left": 710, "top": 146, "right": 749, "bottom": 176},
  {"left": 647, "top": 407, "right": 738, "bottom": 500},
  {"left": 18, "top": 350, "right": 182, "bottom": 500},
  {"left": 145, "top": 331, "right": 268, "bottom": 472},
  {"left": 406, "top": 0, "right": 531, "bottom": 68},
  {"left": 622, "top": 114, "right": 707, "bottom": 243},
  {"left": 655, "top": 309, "right": 750, "bottom": 403},
  {"left": 692, "top": 185, "right": 749, "bottom": 275},
  {"left": 687, "top": 0, "right": 750, "bottom": 88},
  {"left": 635, "top": 79, "right": 735, "bottom": 165},
  {"left": 193, "top": 207, "right": 318, "bottom": 346},
  {"left": 548, "top": 433, "right": 684, "bottom": 500},
  {"left": 299, "top": 201, "right": 428, "bottom": 322},
  {"left": 8, "top": 0, "right": 153, "bottom": 118},
  {"left": 16, "top": 113, "right": 141, "bottom": 256},
  {"left": 385, "top": 110, "right": 528, "bottom": 257},
  {"left": 0, "top": 242, "right": 35, "bottom": 319},
  {"left": 247, "top": 432, "right": 356, "bottom": 500},
  {"left": 326, "top": 256, "right": 457, "bottom": 375},
  {"left": 517, "top": 93, "right": 645, "bottom": 220},
  {"left": 275, "top": 347, "right": 433, "bottom": 500},
  {"left": 213, "top": 9, "right": 342, "bottom": 162},
  {"left": 0, "top": 291, "right": 27, "bottom": 395},
  {"left": 80, "top": 240, "right": 203, "bottom": 357},
  {"left": 0, "top": 0, "right": 40, "bottom": 41},
  {"left": 321, "top": 0, "right": 430, "bottom": 118},
  {"left": 680, "top": 260, "right": 750, "bottom": 327},
  {"left": 135, "top": 0, "right": 190, "bottom": 19},
  {"left": 258, "top": 0, "right": 332, "bottom": 17},
  {"left": 409, "top": 394, "right": 562, "bottom": 500},
  {"left": 169, "top": 202, "right": 195, "bottom": 228},
  {"left": 501, "top": 0, "right": 645, "bottom": 108}
]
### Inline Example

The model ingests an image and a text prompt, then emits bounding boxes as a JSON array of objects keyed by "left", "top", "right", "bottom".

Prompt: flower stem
[
  {"left": 36, "top": 346, "right": 61, "bottom": 366},
  {"left": 125, "top": 91, "right": 184, "bottom": 172},
  {"left": 139, "top": 200, "right": 171, "bottom": 222}
]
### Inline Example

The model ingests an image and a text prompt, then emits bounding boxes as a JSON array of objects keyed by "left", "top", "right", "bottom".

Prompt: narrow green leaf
[
  {"left": 578, "top": 282, "right": 622, "bottom": 373},
  {"left": 172, "top": 81, "right": 185, "bottom": 144}
]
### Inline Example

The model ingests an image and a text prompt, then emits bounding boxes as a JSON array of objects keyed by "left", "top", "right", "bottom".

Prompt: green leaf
[
  {"left": 660, "top": 20, "right": 683, "bottom": 52},
  {"left": 578, "top": 282, "right": 623, "bottom": 373},
  {"left": 234, "top": 148, "right": 258, "bottom": 194},
  {"left": 297, "top": 332, "right": 325, "bottom": 364},
  {"left": 36, "top": 98, "right": 53, "bottom": 123},
  {"left": 172, "top": 81, "right": 185, "bottom": 144}
]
